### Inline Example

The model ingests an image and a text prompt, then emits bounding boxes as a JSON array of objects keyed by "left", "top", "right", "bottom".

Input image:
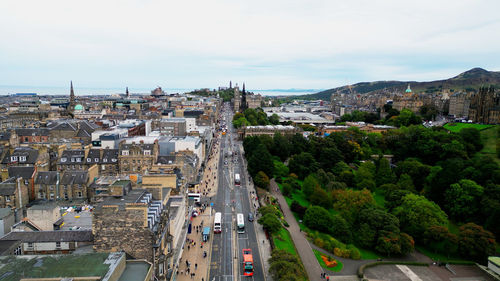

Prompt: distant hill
[{"left": 297, "top": 68, "right": 500, "bottom": 100}]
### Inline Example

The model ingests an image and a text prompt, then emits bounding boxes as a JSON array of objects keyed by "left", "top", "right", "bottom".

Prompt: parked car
[{"left": 248, "top": 212, "right": 254, "bottom": 222}]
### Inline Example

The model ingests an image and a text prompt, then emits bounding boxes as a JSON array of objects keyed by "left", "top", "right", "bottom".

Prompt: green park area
[
  {"left": 443, "top": 122, "right": 494, "bottom": 132},
  {"left": 273, "top": 227, "right": 297, "bottom": 255},
  {"left": 242, "top": 123, "right": 498, "bottom": 267}
]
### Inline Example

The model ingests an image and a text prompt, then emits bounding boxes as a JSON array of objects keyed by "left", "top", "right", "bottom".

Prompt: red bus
[{"left": 242, "top": 249, "right": 254, "bottom": 276}]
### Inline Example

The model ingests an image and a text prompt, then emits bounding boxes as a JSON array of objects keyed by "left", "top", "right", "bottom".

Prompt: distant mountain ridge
[{"left": 299, "top": 68, "right": 500, "bottom": 100}]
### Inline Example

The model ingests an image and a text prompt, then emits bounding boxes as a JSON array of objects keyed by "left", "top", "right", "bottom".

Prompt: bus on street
[
  {"left": 235, "top": 173, "right": 240, "bottom": 186},
  {"left": 237, "top": 213, "right": 245, "bottom": 234},
  {"left": 242, "top": 249, "right": 254, "bottom": 276},
  {"left": 214, "top": 212, "right": 222, "bottom": 233}
]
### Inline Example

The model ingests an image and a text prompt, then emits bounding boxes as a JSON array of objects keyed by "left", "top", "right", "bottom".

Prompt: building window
[
  {"left": 64, "top": 193, "right": 68, "bottom": 200},
  {"left": 55, "top": 242, "right": 61, "bottom": 249},
  {"left": 19, "top": 156, "right": 27, "bottom": 162},
  {"left": 50, "top": 193, "right": 54, "bottom": 200},
  {"left": 77, "top": 191, "right": 82, "bottom": 198},
  {"left": 144, "top": 150, "right": 151, "bottom": 156},
  {"left": 87, "top": 158, "right": 92, "bottom": 162},
  {"left": 95, "top": 158, "right": 99, "bottom": 162},
  {"left": 24, "top": 137, "right": 29, "bottom": 142},
  {"left": 102, "top": 165, "right": 105, "bottom": 171},
  {"left": 76, "top": 158, "right": 81, "bottom": 163},
  {"left": 5, "top": 195, "right": 10, "bottom": 202},
  {"left": 71, "top": 158, "right": 75, "bottom": 162},
  {"left": 10, "top": 156, "right": 18, "bottom": 162},
  {"left": 122, "top": 150, "right": 129, "bottom": 156},
  {"left": 14, "top": 246, "right": 22, "bottom": 255},
  {"left": 27, "top": 242, "right": 34, "bottom": 250},
  {"left": 61, "top": 158, "right": 67, "bottom": 163}
]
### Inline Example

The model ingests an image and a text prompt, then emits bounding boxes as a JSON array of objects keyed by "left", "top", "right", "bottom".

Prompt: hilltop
[{"left": 298, "top": 68, "right": 500, "bottom": 100}]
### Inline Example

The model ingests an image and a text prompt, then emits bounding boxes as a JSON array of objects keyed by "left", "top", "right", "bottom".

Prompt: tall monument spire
[
  {"left": 70, "top": 81, "right": 75, "bottom": 104},
  {"left": 126, "top": 87, "right": 130, "bottom": 98}
]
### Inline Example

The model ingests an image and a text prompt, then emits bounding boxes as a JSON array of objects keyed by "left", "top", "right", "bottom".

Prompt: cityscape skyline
[{"left": 1, "top": 0, "right": 499, "bottom": 90}]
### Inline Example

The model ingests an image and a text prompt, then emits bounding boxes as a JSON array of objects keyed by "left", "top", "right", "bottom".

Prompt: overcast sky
[{"left": 1, "top": 0, "right": 499, "bottom": 91}]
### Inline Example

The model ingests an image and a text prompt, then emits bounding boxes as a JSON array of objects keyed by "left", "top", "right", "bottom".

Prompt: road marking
[{"left": 396, "top": 265, "right": 422, "bottom": 281}]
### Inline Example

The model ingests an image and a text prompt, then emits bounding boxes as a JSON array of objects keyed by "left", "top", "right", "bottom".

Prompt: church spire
[
  {"left": 126, "top": 87, "right": 129, "bottom": 98},
  {"left": 242, "top": 83, "right": 245, "bottom": 93}
]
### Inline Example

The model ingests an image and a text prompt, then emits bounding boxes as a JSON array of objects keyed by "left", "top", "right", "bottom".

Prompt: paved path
[{"left": 270, "top": 179, "right": 324, "bottom": 281}]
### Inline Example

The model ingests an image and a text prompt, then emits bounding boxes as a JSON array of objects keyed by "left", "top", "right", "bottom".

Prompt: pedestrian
[
  {"left": 188, "top": 245, "right": 190, "bottom": 251},
  {"left": 186, "top": 260, "right": 189, "bottom": 267},
  {"left": 195, "top": 263, "right": 198, "bottom": 270},
  {"left": 326, "top": 276, "right": 329, "bottom": 281}
]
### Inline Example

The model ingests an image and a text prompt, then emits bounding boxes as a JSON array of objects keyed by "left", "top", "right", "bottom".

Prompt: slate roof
[
  {"left": 0, "top": 132, "right": 11, "bottom": 141},
  {"left": 120, "top": 143, "right": 155, "bottom": 151},
  {"left": 0, "top": 184, "right": 16, "bottom": 196},
  {"left": 49, "top": 122, "right": 78, "bottom": 131},
  {"left": 8, "top": 166, "right": 35, "bottom": 179},
  {"left": 59, "top": 149, "right": 85, "bottom": 165},
  {"left": 60, "top": 171, "right": 88, "bottom": 185},
  {"left": 85, "top": 149, "right": 101, "bottom": 164},
  {"left": 0, "top": 230, "right": 93, "bottom": 242},
  {"left": 35, "top": 171, "right": 59, "bottom": 185},
  {"left": 0, "top": 208, "right": 12, "bottom": 219},
  {"left": 1, "top": 147, "right": 39, "bottom": 164},
  {"left": 101, "top": 149, "right": 118, "bottom": 164},
  {"left": 15, "top": 128, "right": 50, "bottom": 136}
]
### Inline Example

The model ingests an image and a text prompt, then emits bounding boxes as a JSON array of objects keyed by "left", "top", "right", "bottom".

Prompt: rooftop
[
  {"left": 118, "top": 261, "right": 151, "bottom": 281},
  {"left": 0, "top": 253, "right": 114, "bottom": 281}
]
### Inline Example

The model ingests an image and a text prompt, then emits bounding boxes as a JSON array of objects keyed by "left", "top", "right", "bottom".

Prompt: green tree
[
  {"left": 400, "top": 232, "right": 415, "bottom": 255},
  {"left": 330, "top": 214, "right": 352, "bottom": 243},
  {"left": 248, "top": 144, "right": 274, "bottom": 178},
  {"left": 309, "top": 187, "right": 332, "bottom": 209},
  {"left": 395, "top": 159, "right": 431, "bottom": 192},
  {"left": 397, "top": 174, "right": 415, "bottom": 192},
  {"left": 333, "top": 188, "right": 375, "bottom": 224},
  {"left": 282, "top": 182, "right": 293, "bottom": 197},
  {"left": 302, "top": 174, "right": 321, "bottom": 198},
  {"left": 376, "top": 158, "right": 396, "bottom": 187},
  {"left": 458, "top": 223, "right": 496, "bottom": 262},
  {"left": 385, "top": 189, "right": 412, "bottom": 211},
  {"left": 288, "top": 152, "right": 319, "bottom": 179},
  {"left": 259, "top": 205, "right": 280, "bottom": 217},
  {"left": 304, "top": 206, "right": 333, "bottom": 233},
  {"left": 254, "top": 171, "right": 270, "bottom": 190},
  {"left": 459, "top": 128, "right": 483, "bottom": 154},
  {"left": 269, "top": 114, "right": 280, "bottom": 125},
  {"left": 258, "top": 213, "right": 282, "bottom": 234},
  {"left": 269, "top": 250, "right": 306, "bottom": 281},
  {"left": 393, "top": 194, "right": 448, "bottom": 238},
  {"left": 445, "top": 179, "right": 484, "bottom": 221},
  {"left": 273, "top": 160, "right": 289, "bottom": 179},
  {"left": 271, "top": 132, "right": 291, "bottom": 161}
]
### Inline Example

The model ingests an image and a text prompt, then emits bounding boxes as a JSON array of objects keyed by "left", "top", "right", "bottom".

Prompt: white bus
[
  {"left": 214, "top": 212, "right": 222, "bottom": 233},
  {"left": 237, "top": 213, "right": 245, "bottom": 234},
  {"left": 235, "top": 173, "right": 240, "bottom": 186},
  {"left": 188, "top": 193, "right": 201, "bottom": 205}
]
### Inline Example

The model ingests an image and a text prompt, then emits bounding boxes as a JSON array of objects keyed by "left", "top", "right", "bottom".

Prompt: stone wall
[{"left": 93, "top": 206, "right": 154, "bottom": 262}]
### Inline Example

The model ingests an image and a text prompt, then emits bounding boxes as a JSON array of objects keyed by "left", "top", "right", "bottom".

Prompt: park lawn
[
  {"left": 313, "top": 249, "right": 343, "bottom": 272},
  {"left": 357, "top": 247, "right": 381, "bottom": 260},
  {"left": 273, "top": 227, "right": 297, "bottom": 256},
  {"left": 444, "top": 123, "right": 494, "bottom": 132},
  {"left": 373, "top": 189, "right": 386, "bottom": 208},
  {"left": 479, "top": 126, "right": 499, "bottom": 163}
]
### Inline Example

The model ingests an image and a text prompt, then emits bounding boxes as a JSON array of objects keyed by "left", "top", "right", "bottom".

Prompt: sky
[{"left": 1, "top": 0, "right": 500, "bottom": 92}]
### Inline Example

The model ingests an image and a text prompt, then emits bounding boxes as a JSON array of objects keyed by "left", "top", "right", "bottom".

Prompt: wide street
[{"left": 209, "top": 103, "right": 266, "bottom": 281}]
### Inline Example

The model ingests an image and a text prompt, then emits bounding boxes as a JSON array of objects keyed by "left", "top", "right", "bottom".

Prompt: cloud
[{"left": 0, "top": 0, "right": 499, "bottom": 90}]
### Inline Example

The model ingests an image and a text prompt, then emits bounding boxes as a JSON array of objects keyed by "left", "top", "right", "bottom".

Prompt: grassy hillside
[
  {"left": 479, "top": 126, "right": 499, "bottom": 164},
  {"left": 292, "top": 68, "right": 500, "bottom": 100},
  {"left": 443, "top": 123, "right": 494, "bottom": 132}
]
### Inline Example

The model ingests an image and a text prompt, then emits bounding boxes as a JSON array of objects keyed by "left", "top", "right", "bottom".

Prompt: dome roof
[
  {"left": 405, "top": 84, "right": 412, "bottom": 93},
  {"left": 74, "top": 104, "right": 84, "bottom": 110}
]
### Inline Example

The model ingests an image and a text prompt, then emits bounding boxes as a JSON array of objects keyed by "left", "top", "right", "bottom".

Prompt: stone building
[
  {"left": 0, "top": 177, "right": 28, "bottom": 211},
  {"left": 57, "top": 149, "right": 88, "bottom": 172},
  {"left": 118, "top": 140, "right": 158, "bottom": 174},
  {"left": 469, "top": 86, "right": 500, "bottom": 124},
  {"left": 59, "top": 165, "right": 98, "bottom": 200},
  {"left": 101, "top": 149, "right": 119, "bottom": 176},
  {"left": 92, "top": 189, "right": 171, "bottom": 279},
  {"left": 246, "top": 93, "right": 263, "bottom": 109},
  {"left": 392, "top": 84, "right": 424, "bottom": 113},
  {"left": 1, "top": 147, "right": 49, "bottom": 181},
  {"left": 151, "top": 118, "right": 187, "bottom": 136},
  {"left": 34, "top": 171, "right": 59, "bottom": 200},
  {"left": 15, "top": 128, "right": 50, "bottom": 144},
  {"left": 449, "top": 92, "right": 471, "bottom": 118},
  {"left": 233, "top": 86, "right": 241, "bottom": 112},
  {"left": 0, "top": 230, "right": 93, "bottom": 255}
]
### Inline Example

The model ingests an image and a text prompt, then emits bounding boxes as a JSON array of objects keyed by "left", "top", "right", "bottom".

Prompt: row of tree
[{"left": 232, "top": 108, "right": 280, "bottom": 128}]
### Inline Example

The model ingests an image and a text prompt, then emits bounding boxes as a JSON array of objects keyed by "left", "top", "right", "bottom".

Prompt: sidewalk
[
  {"left": 270, "top": 179, "right": 324, "bottom": 281},
  {"left": 175, "top": 136, "right": 221, "bottom": 281}
]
